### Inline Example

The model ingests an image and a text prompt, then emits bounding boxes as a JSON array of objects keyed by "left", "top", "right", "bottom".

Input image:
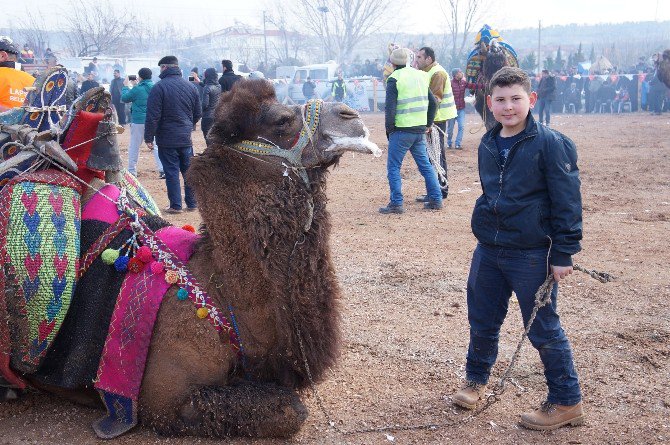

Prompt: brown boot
[
  {"left": 452, "top": 381, "right": 487, "bottom": 410},
  {"left": 520, "top": 401, "right": 585, "bottom": 430}
]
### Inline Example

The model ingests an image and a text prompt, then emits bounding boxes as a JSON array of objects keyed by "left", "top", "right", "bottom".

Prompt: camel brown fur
[
  {"left": 132, "top": 80, "right": 378, "bottom": 438},
  {"left": 656, "top": 49, "right": 670, "bottom": 89},
  {"left": 475, "top": 41, "right": 516, "bottom": 131}
]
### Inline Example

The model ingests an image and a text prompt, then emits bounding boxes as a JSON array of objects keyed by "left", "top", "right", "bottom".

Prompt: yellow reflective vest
[
  {"left": 389, "top": 67, "right": 430, "bottom": 128},
  {"left": 427, "top": 63, "right": 457, "bottom": 122}
]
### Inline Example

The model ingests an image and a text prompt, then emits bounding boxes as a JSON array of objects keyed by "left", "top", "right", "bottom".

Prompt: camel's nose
[{"left": 333, "top": 103, "right": 359, "bottom": 119}]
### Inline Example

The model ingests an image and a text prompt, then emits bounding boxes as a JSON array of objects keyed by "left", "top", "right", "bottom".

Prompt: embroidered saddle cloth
[{"left": 0, "top": 171, "right": 82, "bottom": 385}]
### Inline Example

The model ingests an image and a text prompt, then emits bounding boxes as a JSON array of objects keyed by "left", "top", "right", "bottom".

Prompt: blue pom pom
[
  {"left": 177, "top": 288, "right": 189, "bottom": 301},
  {"left": 114, "top": 255, "right": 130, "bottom": 272}
]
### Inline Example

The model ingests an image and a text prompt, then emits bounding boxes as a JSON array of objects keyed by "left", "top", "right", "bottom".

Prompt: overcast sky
[{"left": 3, "top": 0, "right": 669, "bottom": 37}]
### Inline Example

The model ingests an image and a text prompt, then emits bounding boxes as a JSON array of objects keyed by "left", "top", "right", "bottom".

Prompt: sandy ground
[{"left": 1, "top": 111, "right": 669, "bottom": 445}]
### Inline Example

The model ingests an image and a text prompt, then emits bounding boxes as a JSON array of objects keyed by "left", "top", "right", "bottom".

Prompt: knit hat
[
  {"left": 0, "top": 36, "right": 19, "bottom": 55},
  {"left": 138, "top": 68, "right": 152, "bottom": 80},
  {"left": 451, "top": 68, "right": 462, "bottom": 77},
  {"left": 390, "top": 48, "right": 408, "bottom": 66},
  {"left": 157, "top": 55, "right": 178, "bottom": 66}
]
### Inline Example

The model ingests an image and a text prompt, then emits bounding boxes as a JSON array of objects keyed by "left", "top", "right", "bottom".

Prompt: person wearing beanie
[
  {"left": 145, "top": 55, "right": 202, "bottom": 213},
  {"left": 200, "top": 67, "right": 221, "bottom": 143},
  {"left": 0, "top": 36, "right": 35, "bottom": 112},
  {"left": 122, "top": 68, "right": 164, "bottom": 178},
  {"left": 379, "top": 47, "right": 442, "bottom": 215}
]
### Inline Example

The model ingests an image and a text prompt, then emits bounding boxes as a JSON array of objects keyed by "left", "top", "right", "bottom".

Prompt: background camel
[
  {"left": 3, "top": 80, "right": 380, "bottom": 439},
  {"left": 656, "top": 49, "right": 670, "bottom": 88}
]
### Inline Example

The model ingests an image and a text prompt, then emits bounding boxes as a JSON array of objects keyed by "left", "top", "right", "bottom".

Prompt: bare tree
[
  {"left": 293, "top": 0, "right": 397, "bottom": 63},
  {"left": 439, "top": 0, "right": 490, "bottom": 67},
  {"left": 63, "top": 0, "right": 136, "bottom": 57},
  {"left": 15, "top": 9, "right": 51, "bottom": 58}
]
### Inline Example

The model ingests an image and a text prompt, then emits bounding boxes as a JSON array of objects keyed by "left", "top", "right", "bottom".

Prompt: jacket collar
[
  {"left": 482, "top": 111, "right": 539, "bottom": 144},
  {"left": 421, "top": 62, "right": 437, "bottom": 72},
  {"left": 159, "top": 66, "right": 181, "bottom": 79}
]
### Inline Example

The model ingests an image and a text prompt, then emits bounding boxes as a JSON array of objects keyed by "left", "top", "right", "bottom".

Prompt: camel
[
  {"left": 656, "top": 49, "right": 670, "bottom": 89},
  {"left": 1, "top": 79, "right": 381, "bottom": 438},
  {"left": 466, "top": 25, "right": 519, "bottom": 131}
]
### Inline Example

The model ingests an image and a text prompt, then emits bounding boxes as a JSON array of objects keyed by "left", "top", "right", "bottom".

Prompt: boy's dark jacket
[{"left": 472, "top": 112, "right": 582, "bottom": 266}]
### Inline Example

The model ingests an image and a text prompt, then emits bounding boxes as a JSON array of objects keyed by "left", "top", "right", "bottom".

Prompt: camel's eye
[{"left": 275, "top": 115, "right": 292, "bottom": 127}]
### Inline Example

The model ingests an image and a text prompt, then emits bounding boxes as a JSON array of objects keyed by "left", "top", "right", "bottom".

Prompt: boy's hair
[{"left": 489, "top": 66, "right": 531, "bottom": 94}]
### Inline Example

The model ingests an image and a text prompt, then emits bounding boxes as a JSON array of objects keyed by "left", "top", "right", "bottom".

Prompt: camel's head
[{"left": 209, "top": 79, "right": 380, "bottom": 170}]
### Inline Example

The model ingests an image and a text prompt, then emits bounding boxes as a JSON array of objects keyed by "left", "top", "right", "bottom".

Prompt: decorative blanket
[
  {"left": 0, "top": 171, "right": 81, "bottom": 386},
  {"left": 93, "top": 225, "right": 199, "bottom": 438}
]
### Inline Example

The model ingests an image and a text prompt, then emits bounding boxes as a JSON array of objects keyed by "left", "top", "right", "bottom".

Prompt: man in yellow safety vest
[
  {"left": 379, "top": 48, "right": 442, "bottom": 214},
  {"left": 415, "top": 46, "right": 457, "bottom": 200}
]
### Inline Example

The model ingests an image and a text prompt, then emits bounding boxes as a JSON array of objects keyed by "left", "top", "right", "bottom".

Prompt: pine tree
[
  {"left": 544, "top": 53, "right": 555, "bottom": 71},
  {"left": 589, "top": 45, "right": 596, "bottom": 63},
  {"left": 520, "top": 52, "right": 537, "bottom": 71},
  {"left": 567, "top": 53, "right": 575, "bottom": 69},
  {"left": 555, "top": 46, "right": 564, "bottom": 70},
  {"left": 574, "top": 43, "right": 586, "bottom": 64}
]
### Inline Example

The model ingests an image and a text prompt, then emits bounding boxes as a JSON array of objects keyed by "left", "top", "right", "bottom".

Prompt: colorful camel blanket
[
  {"left": 0, "top": 171, "right": 82, "bottom": 387},
  {"left": 93, "top": 225, "right": 199, "bottom": 438}
]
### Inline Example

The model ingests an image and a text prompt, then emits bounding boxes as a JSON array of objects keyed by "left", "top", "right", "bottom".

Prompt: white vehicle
[{"left": 285, "top": 61, "right": 385, "bottom": 110}]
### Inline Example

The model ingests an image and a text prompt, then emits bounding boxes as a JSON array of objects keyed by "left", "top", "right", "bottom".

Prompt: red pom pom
[
  {"left": 136, "top": 245, "right": 153, "bottom": 263},
  {"left": 127, "top": 257, "right": 145, "bottom": 273},
  {"left": 182, "top": 224, "right": 196, "bottom": 233},
  {"left": 150, "top": 262, "right": 164, "bottom": 274}
]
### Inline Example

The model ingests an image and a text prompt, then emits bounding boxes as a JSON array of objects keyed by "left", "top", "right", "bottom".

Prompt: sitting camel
[{"left": 1, "top": 79, "right": 380, "bottom": 439}]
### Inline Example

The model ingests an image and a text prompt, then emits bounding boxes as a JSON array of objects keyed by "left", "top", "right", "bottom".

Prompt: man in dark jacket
[
  {"left": 201, "top": 67, "right": 221, "bottom": 142},
  {"left": 144, "top": 55, "right": 201, "bottom": 214},
  {"left": 536, "top": 69, "right": 556, "bottom": 125},
  {"left": 79, "top": 72, "right": 99, "bottom": 95},
  {"left": 302, "top": 77, "right": 316, "bottom": 100},
  {"left": 219, "top": 59, "right": 241, "bottom": 92},
  {"left": 110, "top": 69, "right": 126, "bottom": 125}
]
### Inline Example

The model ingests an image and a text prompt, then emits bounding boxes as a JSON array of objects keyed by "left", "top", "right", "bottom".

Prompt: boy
[{"left": 453, "top": 67, "right": 584, "bottom": 430}]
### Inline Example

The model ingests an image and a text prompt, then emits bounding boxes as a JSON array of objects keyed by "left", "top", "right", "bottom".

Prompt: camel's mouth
[{"left": 323, "top": 127, "right": 382, "bottom": 157}]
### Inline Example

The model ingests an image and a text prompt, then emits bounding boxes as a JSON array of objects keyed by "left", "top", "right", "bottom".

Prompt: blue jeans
[
  {"left": 387, "top": 131, "right": 442, "bottom": 205},
  {"left": 465, "top": 243, "right": 582, "bottom": 406},
  {"left": 536, "top": 98, "right": 552, "bottom": 124},
  {"left": 447, "top": 109, "right": 465, "bottom": 147},
  {"left": 157, "top": 146, "right": 197, "bottom": 210}
]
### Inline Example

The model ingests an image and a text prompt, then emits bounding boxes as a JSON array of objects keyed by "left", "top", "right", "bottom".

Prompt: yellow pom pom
[
  {"left": 102, "top": 249, "right": 119, "bottom": 265},
  {"left": 196, "top": 307, "right": 209, "bottom": 319}
]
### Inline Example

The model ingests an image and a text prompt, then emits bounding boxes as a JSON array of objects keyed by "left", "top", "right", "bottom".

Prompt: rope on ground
[{"left": 298, "top": 263, "right": 614, "bottom": 437}]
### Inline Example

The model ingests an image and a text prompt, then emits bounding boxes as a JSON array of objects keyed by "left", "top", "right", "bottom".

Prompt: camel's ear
[{"left": 211, "top": 80, "right": 277, "bottom": 144}]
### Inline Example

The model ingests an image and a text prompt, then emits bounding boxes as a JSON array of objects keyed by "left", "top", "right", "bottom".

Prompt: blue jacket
[
  {"left": 121, "top": 79, "right": 154, "bottom": 124},
  {"left": 144, "top": 67, "right": 202, "bottom": 148},
  {"left": 471, "top": 112, "right": 582, "bottom": 266}
]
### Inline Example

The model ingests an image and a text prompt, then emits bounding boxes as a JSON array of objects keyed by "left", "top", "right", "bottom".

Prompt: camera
[
  {"left": 128, "top": 75, "right": 137, "bottom": 81},
  {"left": 188, "top": 76, "right": 195, "bottom": 81}
]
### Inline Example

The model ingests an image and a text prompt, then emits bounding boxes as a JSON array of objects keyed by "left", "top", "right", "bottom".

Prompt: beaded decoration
[
  {"left": 0, "top": 171, "right": 81, "bottom": 376},
  {"left": 233, "top": 99, "right": 323, "bottom": 188}
]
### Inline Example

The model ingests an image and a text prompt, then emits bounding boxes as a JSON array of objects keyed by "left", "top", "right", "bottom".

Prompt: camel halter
[{"left": 232, "top": 99, "right": 323, "bottom": 189}]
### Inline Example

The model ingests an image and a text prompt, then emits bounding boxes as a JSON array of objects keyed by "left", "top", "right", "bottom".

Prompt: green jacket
[{"left": 121, "top": 79, "right": 154, "bottom": 124}]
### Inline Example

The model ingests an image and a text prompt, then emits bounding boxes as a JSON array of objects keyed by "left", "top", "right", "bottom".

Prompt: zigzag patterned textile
[
  {"left": 0, "top": 171, "right": 81, "bottom": 378},
  {"left": 120, "top": 171, "right": 160, "bottom": 216}
]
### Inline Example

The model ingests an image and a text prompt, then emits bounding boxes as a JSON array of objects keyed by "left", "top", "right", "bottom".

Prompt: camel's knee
[{"left": 184, "top": 382, "right": 308, "bottom": 438}]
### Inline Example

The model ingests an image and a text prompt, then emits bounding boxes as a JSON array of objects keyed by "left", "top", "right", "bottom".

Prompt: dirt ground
[{"left": 1, "top": 111, "right": 669, "bottom": 445}]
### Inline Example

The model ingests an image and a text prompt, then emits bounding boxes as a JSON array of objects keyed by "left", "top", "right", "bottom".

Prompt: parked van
[{"left": 286, "top": 61, "right": 385, "bottom": 110}]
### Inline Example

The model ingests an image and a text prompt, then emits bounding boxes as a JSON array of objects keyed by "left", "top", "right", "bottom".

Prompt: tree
[
  {"left": 543, "top": 53, "right": 555, "bottom": 71},
  {"left": 520, "top": 52, "right": 537, "bottom": 71},
  {"left": 15, "top": 9, "right": 51, "bottom": 58},
  {"left": 554, "top": 46, "right": 564, "bottom": 70},
  {"left": 574, "top": 42, "right": 586, "bottom": 64},
  {"left": 439, "top": 0, "right": 490, "bottom": 68},
  {"left": 266, "top": 5, "right": 309, "bottom": 65},
  {"left": 589, "top": 44, "right": 596, "bottom": 63},
  {"left": 293, "top": 0, "right": 398, "bottom": 63},
  {"left": 63, "top": 0, "right": 136, "bottom": 57}
]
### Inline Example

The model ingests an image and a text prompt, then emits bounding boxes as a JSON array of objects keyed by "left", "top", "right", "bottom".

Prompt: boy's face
[{"left": 486, "top": 84, "right": 537, "bottom": 135}]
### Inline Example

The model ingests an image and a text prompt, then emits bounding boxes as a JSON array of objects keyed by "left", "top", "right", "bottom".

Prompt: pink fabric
[
  {"left": 94, "top": 226, "right": 200, "bottom": 399},
  {"left": 82, "top": 185, "right": 120, "bottom": 224}
]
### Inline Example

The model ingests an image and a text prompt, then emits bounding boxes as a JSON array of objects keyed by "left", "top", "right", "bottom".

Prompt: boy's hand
[{"left": 551, "top": 265, "right": 573, "bottom": 282}]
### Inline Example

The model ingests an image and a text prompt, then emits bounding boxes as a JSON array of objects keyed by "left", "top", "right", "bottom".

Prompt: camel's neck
[{"left": 188, "top": 150, "right": 340, "bottom": 388}]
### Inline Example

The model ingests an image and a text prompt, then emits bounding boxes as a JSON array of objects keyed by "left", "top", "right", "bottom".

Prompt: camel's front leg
[{"left": 177, "top": 381, "right": 308, "bottom": 438}]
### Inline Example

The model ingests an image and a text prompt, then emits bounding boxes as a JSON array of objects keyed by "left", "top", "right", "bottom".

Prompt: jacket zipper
[{"left": 482, "top": 134, "right": 534, "bottom": 245}]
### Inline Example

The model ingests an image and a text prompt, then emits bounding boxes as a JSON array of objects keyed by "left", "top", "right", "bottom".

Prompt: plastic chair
[{"left": 618, "top": 101, "right": 632, "bottom": 113}]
